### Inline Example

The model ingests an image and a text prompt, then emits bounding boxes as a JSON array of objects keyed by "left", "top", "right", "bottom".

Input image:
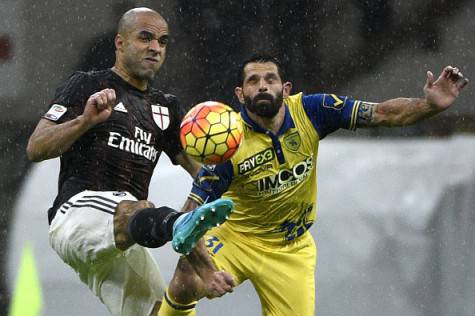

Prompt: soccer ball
[{"left": 180, "top": 101, "right": 243, "bottom": 164}]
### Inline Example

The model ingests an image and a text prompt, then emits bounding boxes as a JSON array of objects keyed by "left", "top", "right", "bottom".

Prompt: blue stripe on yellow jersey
[{"left": 190, "top": 92, "right": 360, "bottom": 244}]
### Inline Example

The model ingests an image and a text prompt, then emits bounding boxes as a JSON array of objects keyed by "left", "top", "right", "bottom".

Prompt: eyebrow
[
  {"left": 265, "top": 73, "right": 279, "bottom": 79},
  {"left": 246, "top": 72, "right": 279, "bottom": 81},
  {"left": 138, "top": 30, "right": 169, "bottom": 39},
  {"left": 138, "top": 30, "right": 153, "bottom": 37},
  {"left": 246, "top": 74, "right": 259, "bottom": 81}
]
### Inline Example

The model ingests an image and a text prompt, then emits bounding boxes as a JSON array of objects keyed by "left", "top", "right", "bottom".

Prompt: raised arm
[
  {"left": 26, "top": 89, "right": 116, "bottom": 162},
  {"left": 356, "top": 66, "right": 469, "bottom": 127}
]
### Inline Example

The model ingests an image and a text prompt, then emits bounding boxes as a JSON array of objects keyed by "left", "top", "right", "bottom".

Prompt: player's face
[
  {"left": 117, "top": 14, "right": 169, "bottom": 81},
  {"left": 236, "top": 62, "right": 291, "bottom": 118}
]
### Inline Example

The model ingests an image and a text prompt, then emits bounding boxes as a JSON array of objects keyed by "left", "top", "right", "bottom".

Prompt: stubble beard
[{"left": 123, "top": 55, "right": 158, "bottom": 82}]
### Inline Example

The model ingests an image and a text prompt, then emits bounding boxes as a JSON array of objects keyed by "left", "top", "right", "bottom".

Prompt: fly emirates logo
[{"left": 107, "top": 127, "right": 159, "bottom": 162}]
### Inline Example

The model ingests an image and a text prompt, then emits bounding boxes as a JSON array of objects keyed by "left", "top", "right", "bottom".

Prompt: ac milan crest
[{"left": 151, "top": 104, "right": 170, "bottom": 130}]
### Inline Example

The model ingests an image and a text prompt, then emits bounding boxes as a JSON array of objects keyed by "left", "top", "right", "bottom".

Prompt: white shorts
[{"left": 49, "top": 190, "right": 166, "bottom": 316}]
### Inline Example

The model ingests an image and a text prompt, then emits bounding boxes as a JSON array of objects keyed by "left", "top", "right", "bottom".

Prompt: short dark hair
[{"left": 237, "top": 54, "right": 286, "bottom": 86}]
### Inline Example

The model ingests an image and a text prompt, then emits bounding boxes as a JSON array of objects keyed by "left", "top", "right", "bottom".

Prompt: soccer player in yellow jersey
[{"left": 158, "top": 55, "right": 468, "bottom": 316}]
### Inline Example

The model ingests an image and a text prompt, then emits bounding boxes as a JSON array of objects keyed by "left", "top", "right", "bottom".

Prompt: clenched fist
[{"left": 82, "top": 88, "right": 116, "bottom": 126}]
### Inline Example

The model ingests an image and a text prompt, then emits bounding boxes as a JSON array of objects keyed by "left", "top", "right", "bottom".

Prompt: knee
[
  {"left": 168, "top": 257, "right": 202, "bottom": 304},
  {"left": 134, "top": 200, "right": 155, "bottom": 209},
  {"left": 114, "top": 199, "right": 155, "bottom": 250}
]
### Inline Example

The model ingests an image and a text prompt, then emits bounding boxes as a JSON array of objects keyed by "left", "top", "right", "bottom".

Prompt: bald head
[
  {"left": 117, "top": 7, "right": 166, "bottom": 35},
  {"left": 113, "top": 7, "right": 169, "bottom": 90}
]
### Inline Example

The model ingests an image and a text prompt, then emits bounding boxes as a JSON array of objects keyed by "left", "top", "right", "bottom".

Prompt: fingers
[
  {"left": 441, "top": 65, "right": 460, "bottom": 79},
  {"left": 221, "top": 270, "right": 235, "bottom": 288},
  {"left": 205, "top": 271, "right": 235, "bottom": 299},
  {"left": 442, "top": 65, "right": 454, "bottom": 79},
  {"left": 217, "top": 270, "right": 235, "bottom": 291},
  {"left": 426, "top": 71, "right": 434, "bottom": 88},
  {"left": 89, "top": 88, "right": 116, "bottom": 111},
  {"left": 443, "top": 66, "right": 467, "bottom": 82},
  {"left": 213, "top": 271, "right": 234, "bottom": 295},
  {"left": 440, "top": 65, "right": 469, "bottom": 90},
  {"left": 458, "top": 77, "right": 469, "bottom": 89}
]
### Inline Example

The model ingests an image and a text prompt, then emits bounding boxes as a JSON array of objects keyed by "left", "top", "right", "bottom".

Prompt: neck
[
  {"left": 246, "top": 104, "right": 285, "bottom": 135},
  {"left": 111, "top": 65, "right": 148, "bottom": 91}
]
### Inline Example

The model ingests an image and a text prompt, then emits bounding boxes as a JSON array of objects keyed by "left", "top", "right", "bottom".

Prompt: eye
[
  {"left": 246, "top": 75, "right": 259, "bottom": 84},
  {"left": 266, "top": 74, "right": 279, "bottom": 83},
  {"left": 138, "top": 32, "right": 153, "bottom": 42},
  {"left": 158, "top": 35, "right": 169, "bottom": 45}
]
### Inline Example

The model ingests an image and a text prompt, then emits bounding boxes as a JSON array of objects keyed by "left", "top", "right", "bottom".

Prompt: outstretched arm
[
  {"left": 26, "top": 89, "right": 116, "bottom": 161},
  {"left": 356, "top": 66, "right": 469, "bottom": 127}
]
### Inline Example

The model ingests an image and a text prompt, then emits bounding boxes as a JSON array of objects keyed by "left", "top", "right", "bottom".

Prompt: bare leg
[
  {"left": 114, "top": 200, "right": 155, "bottom": 250},
  {"left": 158, "top": 245, "right": 235, "bottom": 316},
  {"left": 158, "top": 257, "right": 205, "bottom": 316},
  {"left": 169, "top": 256, "right": 207, "bottom": 303}
]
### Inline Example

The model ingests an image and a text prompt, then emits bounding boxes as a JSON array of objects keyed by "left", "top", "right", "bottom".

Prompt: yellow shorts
[{"left": 204, "top": 223, "right": 317, "bottom": 316}]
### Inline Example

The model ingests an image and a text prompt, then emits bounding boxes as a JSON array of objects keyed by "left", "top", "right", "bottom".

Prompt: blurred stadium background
[{"left": 1, "top": 0, "right": 474, "bottom": 315}]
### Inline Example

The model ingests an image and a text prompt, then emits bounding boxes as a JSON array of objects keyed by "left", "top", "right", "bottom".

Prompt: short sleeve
[
  {"left": 189, "top": 162, "right": 234, "bottom": 205},
  {"left": 302, "top": 93, "right": 360, "bottom": 139},
  {"left": 43, "top": 72, "right": 96, "bottom": 124}
]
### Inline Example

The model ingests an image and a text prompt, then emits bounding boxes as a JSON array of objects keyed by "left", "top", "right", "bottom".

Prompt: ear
[
  {"left": 234, "top": 87, "right": 245, "bottom": 104},
  {"left": 115, "top": 34, "right": 124, "bottom": 50},
  {"left": 283, "top": 81, "right": 292, "bottom": 98}
]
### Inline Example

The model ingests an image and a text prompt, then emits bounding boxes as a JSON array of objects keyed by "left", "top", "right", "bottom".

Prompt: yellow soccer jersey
[{"left": 189, "top": 92, "right": 360, "bottom": 244}]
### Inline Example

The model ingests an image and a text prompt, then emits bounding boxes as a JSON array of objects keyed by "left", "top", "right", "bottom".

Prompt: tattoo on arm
[{"left": 356, "top": 101, "right": 377, "bottom": 127}]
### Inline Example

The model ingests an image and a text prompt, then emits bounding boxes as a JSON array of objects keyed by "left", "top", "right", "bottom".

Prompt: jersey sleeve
[
  {"left": 188, "top": 161, "right": 234, "bottom": 205},
  {"left": 302, "top": 93, "right": 360, "bottom": 139},
  {"left": 43, "top": 71, "right": 97, "bottom": 124},
  {"left": 162, "top": 94, "right": 187, "bottom": 164}
]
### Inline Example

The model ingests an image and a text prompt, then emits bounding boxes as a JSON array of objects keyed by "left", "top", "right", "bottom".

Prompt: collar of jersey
[
  {"left": 240, "top": 103, "right": 295, "bottom": 137},
  {"left": 109, "top": 69, "right": 150, "bottom": 95}
]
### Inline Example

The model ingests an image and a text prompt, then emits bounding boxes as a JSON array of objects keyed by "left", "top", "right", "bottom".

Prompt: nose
[
  {"left": 258, "top": 78, "right": 268, "bottom": 92},
  {"left": 148, "top": 39, "right": 162, "bottom": 53}
]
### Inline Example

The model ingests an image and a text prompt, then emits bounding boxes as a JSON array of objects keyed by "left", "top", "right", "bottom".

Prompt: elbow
[{"left": 26, "top": 140, "right": 44, "bottom": 162}]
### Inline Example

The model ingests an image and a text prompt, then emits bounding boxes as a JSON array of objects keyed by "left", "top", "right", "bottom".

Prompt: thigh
[
  {"left": 252, "top": 232, "right": 317, "bottom": 316},
  {"left": 49, "top": 190, "right": 165, "bottom": 316},
  {"left": 49, "top": 190, "right": 136, "bottom": 264},
  {"left": 204, "top": 224, "right": 258, "bottom": 287}
]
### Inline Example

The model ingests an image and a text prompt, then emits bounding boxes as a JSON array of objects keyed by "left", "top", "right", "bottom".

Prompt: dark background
[{"left": 1, "top": 0, "right": 474, "bottom": 314}]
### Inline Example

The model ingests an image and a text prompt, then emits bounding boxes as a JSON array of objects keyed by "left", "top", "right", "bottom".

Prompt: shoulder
[
  {"left": 151, "top": 90, "right": 181, "bottom": 109},
  {"left": 59, "top": 70, "right": 107, "bottom": 91},
  {"left": 149, "top": 88, "right": 177, "bottom": 104},
  {"left": 163, "top": 93, "right": 179, "bottom": 105},
  {"left": 54, "top": 70, "right": 102, "bottom": 100},
  {"left": 149, "top": 90, "right": 184, "bottom": 117},
  {"left": 66, "top": 69, "right": 109, "bottom": 81},
  {"left": 285, "top": 93, "right": 304, "bottom": 108},
  {"left": 86, "top": 69, "right": 112, "bottom": 80}
]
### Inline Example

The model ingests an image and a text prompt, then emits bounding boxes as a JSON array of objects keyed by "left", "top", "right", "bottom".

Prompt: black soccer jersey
[{"left": 44, "top": 69, "right": 185, "bottom": 223}]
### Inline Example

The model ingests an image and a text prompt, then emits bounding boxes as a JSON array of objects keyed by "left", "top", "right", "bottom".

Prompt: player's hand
[
  {"left": 203, "top": 270, "right": 235, "bottom": 299},
  {"left": 186, "top": 240, "right": 235, "bottom": 299},
  {"left": 82, "top": 88, "right": 116, "bottom": 127},
  {"left": 424, "top": 66, "right": 469, "bottom": 110}
]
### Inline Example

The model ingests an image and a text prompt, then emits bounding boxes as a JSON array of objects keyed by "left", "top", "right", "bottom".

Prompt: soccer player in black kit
[{"left": 26, "top": 8, "right": 234, "bottom": 316}]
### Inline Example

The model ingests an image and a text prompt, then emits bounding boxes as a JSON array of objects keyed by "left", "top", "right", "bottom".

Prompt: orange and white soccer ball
[{"left": 180, "top": 101, "right": 243, "bottom": 164}]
